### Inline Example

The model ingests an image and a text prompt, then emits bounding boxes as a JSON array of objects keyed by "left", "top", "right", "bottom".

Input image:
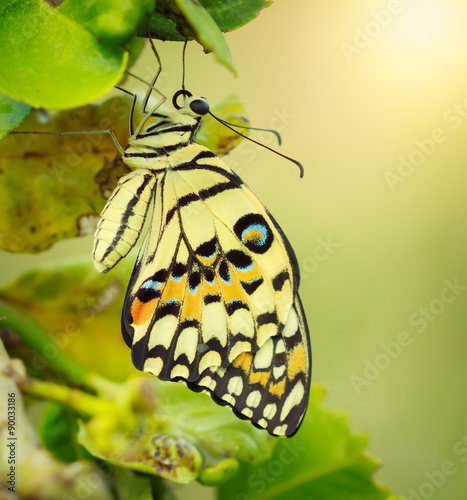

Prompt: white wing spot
[
  {"left": 280, "top": 381, "right": 305, "bottom": 421},
  {"left": 199, "top": 375, "right": 216, "bottom": 391},
  {"left": 199, "top": 351, "right": 222, "bottom": 373},
  {"left": 222, "top": 393, "right": 235, "bottom": 405},
  {"left": 227, "top": 376, "right": 244, "bottom": 396},
  {"left": 175, "top": 327, "right": 199, "bottom": 363},
  {"left": 263, "top": 403, "right": 277, "bottom": 420},
  {"left": 282, "top": 308, "right": 299, "bottom": 337},
  {"left": 246, "top": 390, "right": 262, "bottom": 409},
  {"left": 257, "top": 418, "right": 268, "bottom": 429},
  {"left": 273, "top": 364, "right": 286, "bottom": 379},
  {"left": 253, "top": 337, "right": 274, "bottom": 369},
  {"left": 241, "top": 408, "right": 253, "bottom": 418},
  {"left": 276, "top": 338, "right": 286, "bottom": 354},
  {"left": 170, "top": 364, "right": 189, "bottom": 379},
  {"left": 144, "top": 357, "right": 163, "bottom": 376},
  {"left": 273, "top": 424, "right": 288, "bottom": 436}
]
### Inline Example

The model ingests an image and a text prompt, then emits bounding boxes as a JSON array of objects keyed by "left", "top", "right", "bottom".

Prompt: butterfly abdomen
[{"left": 93, "top": 170, "right": 156, "bottom": 274}]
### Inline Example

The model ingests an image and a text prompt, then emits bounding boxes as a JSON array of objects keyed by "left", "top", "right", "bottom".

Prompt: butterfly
[{"left": 93, "top": 87, "right": 311, "bottom": 437}]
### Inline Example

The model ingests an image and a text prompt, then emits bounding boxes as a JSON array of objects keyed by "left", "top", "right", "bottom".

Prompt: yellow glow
[{"left": 393, "top": 0, "right": 465, "bottom": 51}]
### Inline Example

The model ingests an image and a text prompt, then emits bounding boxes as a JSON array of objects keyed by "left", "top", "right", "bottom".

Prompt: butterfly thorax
[{"left": 129, "top": 110, "right": 202, "bottom": 149}]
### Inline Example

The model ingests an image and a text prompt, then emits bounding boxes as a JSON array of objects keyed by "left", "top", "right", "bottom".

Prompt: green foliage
[
  {"left": 0, "top": 99, "right": 126, "bottom": 252},
  {"left": 0, "top": 257, "right": 134, "bottom": 381},
  {"left": 220, "top": 386, "right": 393, "bottom": 500},
  {"left": 142, "top": 0, "right": 270, "bottom": 73},
  {"left": 0, "top": 0, "right": 129, "bottom": 109},
  {"left": 114, "top": 469, "right": 168, "bottom": 500},
  {"left": 152, "top": 0, "right": 236, "bottom": 74},
  {"left": 0, "top": 92, "right": 30, "bottom": 140},
  {"left": 0, "top": 0, "right": 267, "bottom": 122},
  {"left": 38, "top": 402, "right": 90, "bottom": 462},
  {"left": 144, "top": 0, "right": 271, "bottom": 40},
  {"left": 74, "top": 375, "right": 273, "bottom": 485},
  {"left": 57, "top": 0, "right": 156, "bottom": 46}
]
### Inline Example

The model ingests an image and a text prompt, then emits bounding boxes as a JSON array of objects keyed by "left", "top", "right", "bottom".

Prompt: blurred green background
[{"left": 1, "top": 1, "right": 467, "bottom": 498}]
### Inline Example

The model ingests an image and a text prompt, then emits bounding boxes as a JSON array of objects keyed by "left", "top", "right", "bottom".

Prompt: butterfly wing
[{"left": 122, "top": 146, "right": 311, "bottom": 436}]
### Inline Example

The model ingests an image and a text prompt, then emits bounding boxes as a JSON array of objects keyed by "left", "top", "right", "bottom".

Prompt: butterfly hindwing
[
  {"left": 120, "top": 146, "right": 311, "bottom": 436},
  {"left": 190, "top": 294, "right": 310, "bottom": 437}
]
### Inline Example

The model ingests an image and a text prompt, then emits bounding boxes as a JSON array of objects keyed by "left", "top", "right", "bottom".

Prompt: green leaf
[
  {"left": 144, "top": 14, "right": 187, "bottom": 41},
  {"left": 75, "top": 375, "right": 275, "bottom": 484},
  {"left": 114, "top": 469, "right": 166, "bottom": 500},
  {"left": 0, "top": 96, "right": 131, "bottom": 253},
  {"left": 78, "top": 418, "right": 204, "bottom": 484},
  {"left": 156, "top": 381, "right": 275, "bottom": 468},
  {"left": 202, "top": 0, "right": 272, "bottom": 31},
  {"left": 174, "top": 0, "right": 236, "bottom": 75},
  {"left": 58, "top": 0, "right": 156, "bottom": 46},
  {"left": 144, "top": 0, "right": 236, "bottom": 74},
  {"left": 219, "top": 385, "right": 397, "bottom": 500},
  {"left": 142, "top": 0, "right": 271, "bottom": 41},
  {"left": 38, "top": 402, "right": 89, "bottom": 462},
  {"left": 0, "top": 0, "right": 128, "bottom": 109},
  {"left": 0, "top": 92, "right": 31, "bottom": 140},
  {"left": 126, "top": 35, "right": 147, "bottom": 70}
]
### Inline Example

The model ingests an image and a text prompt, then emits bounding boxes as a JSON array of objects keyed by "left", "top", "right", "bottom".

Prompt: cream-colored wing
[{"left": 120, "top": 148, "right": 311, "bottom": 436}]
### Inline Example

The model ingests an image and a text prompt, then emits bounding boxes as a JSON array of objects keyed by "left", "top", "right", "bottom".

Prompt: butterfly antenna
[
  {"left": 208, "top": 112, "right": 304, "bottom": 178},
  {"left": 210, "top": 115, "right": 282, "bottom": 146}
]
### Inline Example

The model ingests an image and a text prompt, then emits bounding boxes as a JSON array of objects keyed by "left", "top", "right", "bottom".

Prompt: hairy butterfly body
[{"left": 93, "top": 90, "right": 311, "bottom": 437}]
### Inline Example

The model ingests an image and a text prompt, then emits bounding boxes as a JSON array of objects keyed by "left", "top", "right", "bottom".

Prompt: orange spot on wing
[
  {"left": 219, "top": 275, "right": 245, "bottom": 304},
  {"left": 287, "top": 344, "right": 306, "bottom": 380},
  {"left": 250, "top": 370, "right": 269, "bottom": 386},
  {"left": 269, "top": 379, "right": 286, "bottom": 397},
  {"left": 233, "top": 351, "right": 253, "bottom": 373},
  {"left": 181, "top": 283, "right": 202, "bottom": 322},
  {"left": 131, "top": 297, "right": 158, "bottom": 326},
  {"left": 161, "top": 275, "right": 187, "bottom": 303},
  {"left": 237, "top": 266, "right": 261, "bottom": 283}
]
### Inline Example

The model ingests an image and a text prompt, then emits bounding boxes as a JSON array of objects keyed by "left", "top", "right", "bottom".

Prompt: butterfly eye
[{"left": 190, "top": 99, "right": 210, "bottom": 115}]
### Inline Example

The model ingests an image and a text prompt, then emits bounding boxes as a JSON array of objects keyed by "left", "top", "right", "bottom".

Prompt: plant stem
[
  {"left": 0, "top": 299, "right": 118, "bottom": 394},
  {"left": 22, "top": 378, "right": 112, "bottom": 416}
]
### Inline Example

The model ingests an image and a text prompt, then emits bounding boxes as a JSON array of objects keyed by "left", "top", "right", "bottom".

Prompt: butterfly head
[
  {"left": 172, "top": 90, "right": 210, "bottom": 117},
  {"left": 131, "top": 90, "right": 209, "bottom": 149}
]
